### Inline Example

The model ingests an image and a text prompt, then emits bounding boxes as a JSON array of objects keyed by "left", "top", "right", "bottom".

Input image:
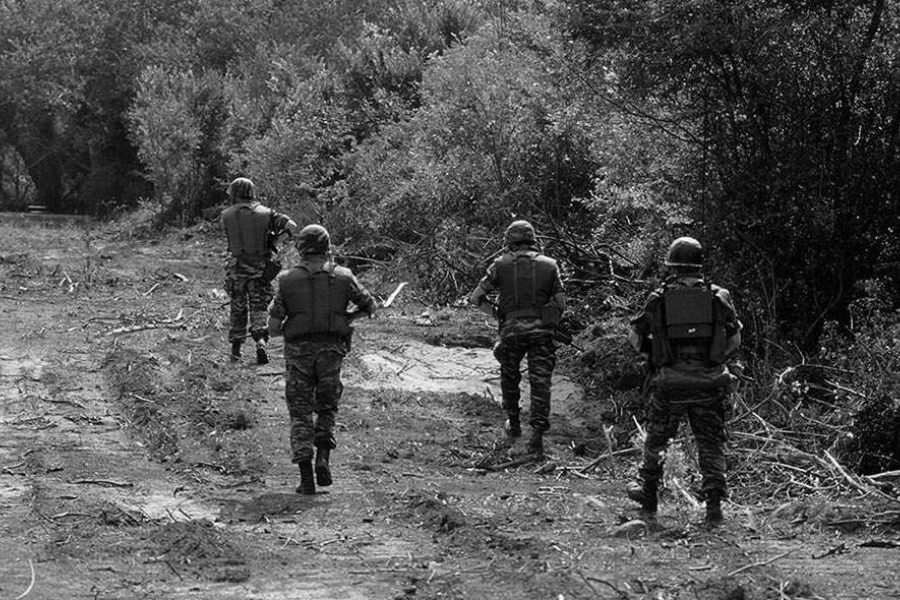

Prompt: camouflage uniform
[
  {"left": 494, "top": 330, "right": 556, "bottom": 434},
  {"left": 629, "top": 265, "right": 741, "bottom": 518},
  {"left": 638, "top": 388, "right": 728, "bottom": 499},
  {"left": 269, "top": 252, "right": 376, "bottom": 466},
  {"left": 281, "top": 339, "right": 349, "bottom": 462},
  {"left": 221, "top": 179, "right": 295, "bottom": 353},
  {"left": 225, "top": 262, "right": 277, "bottom": 344},
  {"left": 471, "top": 221, "right": 565, "bottom": 453}
]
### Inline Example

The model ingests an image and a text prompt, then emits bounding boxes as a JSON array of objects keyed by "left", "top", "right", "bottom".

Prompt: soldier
[
  {"left": 268, "top": 224, "right": 377, "bottom": 495},
  {"left": 221, "top": 177, "right": 296, "bottom": 364},
  {"left": 627, "top": 236, "right": 742, "bottom": 526},
  {"left": 469, "top": 220, "right": 566, "bottom": 456}
]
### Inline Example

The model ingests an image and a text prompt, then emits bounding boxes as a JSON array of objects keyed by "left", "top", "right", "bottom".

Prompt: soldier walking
[
  {"left": 626, "top": 237, "right": 742, "bottom": 526},
  {"left": 268, "top": 224, "right": 377, "bottom": 495},
  {"left": 221, "top": 177, "right": 296, "bottom": 364},
  {"left": 469, "top": 220, "right": 566, "bottom": 456}
]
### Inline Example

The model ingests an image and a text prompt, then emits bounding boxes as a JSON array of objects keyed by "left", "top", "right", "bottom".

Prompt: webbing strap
[
  {"left": 530, "top": 256, "right": 537, "bottom": 308},
  {"left": 304, "top": 266, "right": 316, "bottom": 326},
  {"left": 512, "top": 253, "right": 538, "bottom": 311},
  {"left": 234, "top": 206, "right": 248, "bottom": 256},
  {"left": 513, "top": 257, "right": 520, "bottom": 308},
  {"left": 327, "top": 269, "right": 335, "bottom": 332}
]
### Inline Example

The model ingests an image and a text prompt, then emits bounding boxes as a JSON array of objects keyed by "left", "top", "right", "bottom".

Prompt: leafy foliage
[
  {"left": 567, "top": 0, "right": 900, "bottom": 350},
  {"left": 129, "top": 67, "right": 227, "bottom": 223}
]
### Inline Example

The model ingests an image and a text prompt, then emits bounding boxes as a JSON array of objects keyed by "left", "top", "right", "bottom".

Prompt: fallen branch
[
  {"left": 578, "top": 447, "right": 641, "bottom": 473},
  {"left": 485, "top": 453, "right": 542, "bottom": 471},
  {"left": 727, "top": 549, "right": 794, "bottom": 577},
  {"left": 70, "top": 478, "right": 133, "bottom": 488},
  {"left": 824, "top": 450, "right": 900, "bottom": 504}
]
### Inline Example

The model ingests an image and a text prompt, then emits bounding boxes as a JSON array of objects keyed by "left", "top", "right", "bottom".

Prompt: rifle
[
  {"left": 484, "top": 299, "right": 583, "bottom": 351},
  {"left": 553, "top": 327, "right": 584, "bottom": 352}
]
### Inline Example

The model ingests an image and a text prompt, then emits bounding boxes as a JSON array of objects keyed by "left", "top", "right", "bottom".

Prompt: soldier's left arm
[
  {"left": 267, "top": 282, "right": 287, "bottom": 338},
  {"left": 348, "top": 274, "right": 378, "bottom": 317},
  {"left": 271, "top": 211, "right": 297, "bottom": 238},
  {"left": 550, "top": 262, "right": 567, "bottom": 314}
]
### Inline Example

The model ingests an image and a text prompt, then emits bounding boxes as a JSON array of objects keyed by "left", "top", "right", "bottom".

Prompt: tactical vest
[
  {"left": 649, "top": 281, "right": 728, "bottom": 367},
  {"left": 222, "top": 203, "right": 272, "bottom": 261},
  {"left": 495, "top": 251, "right": 558, "bottom": 323},
  {"left": 279, "top": 264, "right": 354, "bottom": 341}
]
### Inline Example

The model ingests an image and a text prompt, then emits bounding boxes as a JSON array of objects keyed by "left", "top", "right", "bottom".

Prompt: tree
[{"left": 566, "top": 0, "right": 900, "bottom": 349}]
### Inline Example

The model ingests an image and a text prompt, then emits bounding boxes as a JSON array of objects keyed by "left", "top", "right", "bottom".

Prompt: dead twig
[
  {"left": 578, "top": 447, "right": 641, "bottom": 474},
  {"left": 106, "top": 322, "right": 185, "bottom": 336},
  {"left": 15, "top": 559, "right": 35, "bottom": 600},
  {"left": 582, "top": 574, "right": 632, "bottom": 599}
]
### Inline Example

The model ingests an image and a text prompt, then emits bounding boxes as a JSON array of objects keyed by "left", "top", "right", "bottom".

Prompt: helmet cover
[
  {"left": 295, "top": 224, "right": 330, "bottom": 254},
  {"left": 505, "top": 220, "right": 536, "bottom": 246},
  {"left": 665, "top": 236, "right": 704, "bottom": 269},
  {"left": 227, "top": 177, "right": 256, "bottom": 201}
]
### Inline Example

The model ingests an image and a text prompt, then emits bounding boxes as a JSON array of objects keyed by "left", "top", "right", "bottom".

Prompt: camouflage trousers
[
  {"left": 226, "top": 275, "right": 273, "bottom": 344},
  {"left": 638, "top": 390, "right": 728, "bottom": 500},
  {"left": 493, "top": 331, "right": 556, "bottom": 432},
  {"left": 283, "top": 341, "right": 347, "bottom": 463}
]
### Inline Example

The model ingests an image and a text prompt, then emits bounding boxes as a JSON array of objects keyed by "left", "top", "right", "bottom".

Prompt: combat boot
[
  {"left": 296, "top": 461, "right": 315, "bottom": 495},
  {"left": 230, "top": 341, "right": 242, "bottom": 361},
  {"left": 504, "top": 413, "right": 522, "bottom": 438},
  {"left": 526, "top": 430, "right": 543, "bottom": 456},
  {"left": 315, "top": 446, "right": 332, "bottom": 487},
  {"left": 255, "top": 339, "right": 269, "bottom": 365},
  {"left": 705, "top": 494, "right": 724, "bottom": 527},
  {"left": 626, "top": 481, "right": 658, "bottom": 515}
]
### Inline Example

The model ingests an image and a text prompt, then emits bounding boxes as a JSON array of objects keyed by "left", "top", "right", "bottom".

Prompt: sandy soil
[{"left": 0, "top": 218, "right": 898, "bottom": 600}]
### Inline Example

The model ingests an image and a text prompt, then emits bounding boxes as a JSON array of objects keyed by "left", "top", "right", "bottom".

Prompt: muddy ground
[{"left": 0, "top": 217, "right": 898, "bottom": 600}]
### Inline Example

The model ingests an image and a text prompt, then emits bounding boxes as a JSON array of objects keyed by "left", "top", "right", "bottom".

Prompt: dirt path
[{"left": 1, "top": 221, "right": 898, "bottom": 600}]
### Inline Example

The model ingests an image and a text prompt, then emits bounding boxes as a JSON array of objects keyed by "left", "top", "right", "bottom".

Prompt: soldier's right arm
[{"left": 628, "top": 294, "right": 657, "bottom": 355}]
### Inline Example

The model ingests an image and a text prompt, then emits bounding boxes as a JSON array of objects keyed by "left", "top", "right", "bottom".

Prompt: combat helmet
[
  {"left": 295, "top": 224, "right": 330, "bottom": 255},
  {"left": 664, "top": 236, "right": 704, "bottom": 270},
  {"left": 505, "top": 220, "right": 536, "bottom": 246},
  {"left": 226, "top": 177, "right": 256, "bottom": 202}
]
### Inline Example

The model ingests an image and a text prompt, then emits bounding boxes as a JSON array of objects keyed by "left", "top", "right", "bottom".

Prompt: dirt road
[{"left": 0, "top": 219, "right": 897, "bottom": 599}]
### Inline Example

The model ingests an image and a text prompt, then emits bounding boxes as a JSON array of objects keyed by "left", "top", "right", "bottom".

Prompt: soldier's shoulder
[
  {"left": 708, "top": 282, "right": 733, "bottom": 297},
  {"left": 535, "top": 253, "right": 558, "bottom": 267}
]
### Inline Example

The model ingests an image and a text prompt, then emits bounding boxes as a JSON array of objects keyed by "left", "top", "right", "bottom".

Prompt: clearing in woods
[{"left": 0, "top": 217, "right": 897, "bottom": 600}]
